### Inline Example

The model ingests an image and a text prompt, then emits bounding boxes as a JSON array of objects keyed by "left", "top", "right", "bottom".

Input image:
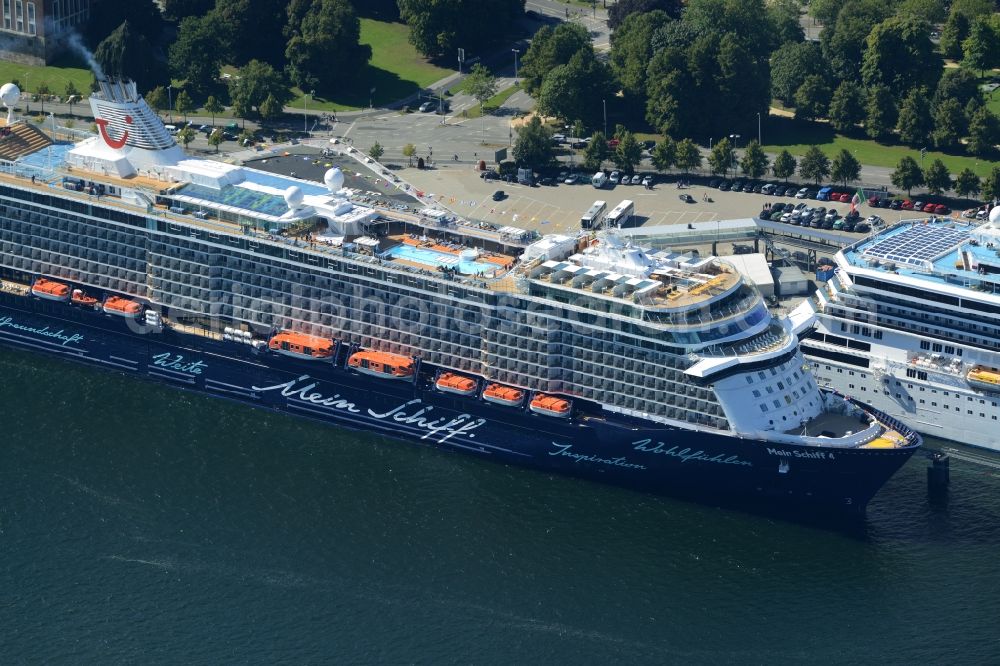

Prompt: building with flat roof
[{"left": 0, "top": 0, "right": 91, "bottom": 66}]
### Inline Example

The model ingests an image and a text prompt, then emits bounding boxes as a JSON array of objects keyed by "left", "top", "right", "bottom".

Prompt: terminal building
[{"left": 0, "top": 0, "right": 91, "bottom": 65}]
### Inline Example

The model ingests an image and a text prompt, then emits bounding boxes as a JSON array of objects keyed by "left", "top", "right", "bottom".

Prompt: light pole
[
  {"left": 512, "top": 49, "right": 519, "bottom": 85},
  {"left": 167, "top": 84, "right": 173, "bottom": 123},
  {"left": 729, "top": 133, "right": 740, "bottom": 178},
  {"left": 603, "top": 98, "right": 607, "bottom": 138}
]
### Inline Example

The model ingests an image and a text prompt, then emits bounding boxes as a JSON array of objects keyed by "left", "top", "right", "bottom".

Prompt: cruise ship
[
  {"left": 795, "top": 214, "right": 1000, "bottom": 452},
  {"left": 0, "top": 79, "right": 920, "bottom": 512}
]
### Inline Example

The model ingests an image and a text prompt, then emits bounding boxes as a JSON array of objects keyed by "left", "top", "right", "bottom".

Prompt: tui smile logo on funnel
[{"left": 95, "top": 115, "right": 131, "bottom": 149}]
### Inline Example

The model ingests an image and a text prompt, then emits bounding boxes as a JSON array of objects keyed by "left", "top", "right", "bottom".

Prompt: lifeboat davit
[
  {"left": 529, "top": 393, "right": 572, "bottom": 418},
  {"left": 268, "top": 330, "right": 335, "bottom": 360},
  {"left": 31, "top": 277, "right": 70, "bottom": 301},
  {"left": 967, "top": 366, "right": 1000, "bottom": 392},
  {"left": 436, "top": 372, "right": 477, "bottom": 396},
  {"left": 482, "top": 383, "right": 525, "bottom": 407},
  {"left": 103, "top": 296, "right": 142, "bottom": 317},
  {"left": 348, "top": 350, "right": 415, "bottom": 379},
  {"left": 70, "top": 288, "right": 99, "bottom": 307}
]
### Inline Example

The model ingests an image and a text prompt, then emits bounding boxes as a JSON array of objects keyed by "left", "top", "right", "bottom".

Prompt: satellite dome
[
  {"left": 284, "top": 185, "right": 304, "bottom": 209},
  {"left": 989, "top": 205, "right": 1000, "bottom": 225},
  {"left": 324, "top": 167, "right": 344, "bottom": 193},
  {"left": 0, "top": 82, "right": 20, "bottom": 107}
]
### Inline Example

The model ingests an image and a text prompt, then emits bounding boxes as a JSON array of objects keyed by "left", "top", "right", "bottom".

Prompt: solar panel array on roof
[{"left": 861, "top": 225, "right": 970, "bottom": 267}]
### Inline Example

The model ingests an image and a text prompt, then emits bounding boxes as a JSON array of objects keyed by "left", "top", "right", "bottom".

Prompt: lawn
[
  {"left": 0, "top": 54, "right": 93, "bottom": 97},
  {"left": 762, "top": 115, "right": 995, "bottom": 179},
  {"left": 465, "top": 83, "right": 521, "bottom": 118},
  {"left": 291, "top": 19, "right": 454, "bottom": 111}
]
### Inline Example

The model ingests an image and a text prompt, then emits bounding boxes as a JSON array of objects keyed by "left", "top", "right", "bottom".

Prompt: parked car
[
  {"left": 679, "top": 193, "right": 695, "bottom": 203},
  {"left": 492, "top": 190, "right": 505, "bottom": 201},
  {"left": 743, "top": 182, "right": 755, "bottom": 192},
  {"left": 631, "top": 174, "right": 642, "bottom": 185},
  {"left": 933, "top": 204, "right": 950, "bottom": 214},
  {"left": 761, "top": 183, "right": 776, "bottom": 195},
  {"left": 854, "top": 222, "right": 871, "bottom": 233},
  {"left": 719, "top": 180, "right": 732, "bottom": 191},
  {"left": 889, "top": 199, "right": 903, "bottom": 210},
  {"left": 759, "top": 209, "right": 773, "bottom": 221},
  {"left": 480, "top": 168, "right": 499, "bottom": 180},
  {"left": 837, "top": 193, "right": 851, "bottom": 203},
  {"left": 780, "top": 212, "right": 793, "bottom": 222},
  {"left": 865, "top": 214, "right": 884, "bottom": 227},
  {"left": 913, "top": 200, "right": 924, "bottom": 211},
  {"left": 418, "top": 100, "right": 438, "bottom": 112},
  {"left": 564, "top": 173, "right": 579, "bottom": 184},
  {"left": 814, "top": 206, "right": 827, "bottom": 217},
  {"left": 551, "top": 133, "right": 566, "bottom": 144},
  {"left": 609, "top": 170, "right": 621, "bottom": 185},
  {"left": 825, "top": 209, "right": 840, "bottom": 222},
  {"left": 709, "top": 178, "right": 722, "bottom": 188},
  {"left": 732, "top": 180, "right": 745, "bottom": 191},
  {"left": 753, "top": 183, "right": 765, "bottom": 193},
  {"left": 922, "top": 202, "right": 937, "bottom": 212},
  {"left": 570, "top": 140, "right": 587, "bottom": 149},
  {"left": 868, "top": 195, "right": 881, "bottom": 207},
  {"left": 795, "top": 187, "right": 809, "bottom": 199},
  {"left": 794, "top": 202, "right": 807, "bottom": 211},
  {"left": 901, "top": 200, "right": 914, "bottom": 210},
  {"left": 773, "top": 185, "right": 788, "bottom": 196},
  {"left": 538, "top": 176, "right": 554, "bottom": 186},
  {"left": 642, "top": 175, "right": 654, "bottom": 188}
]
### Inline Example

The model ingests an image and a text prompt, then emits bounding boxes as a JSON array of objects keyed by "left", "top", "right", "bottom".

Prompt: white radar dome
[
  {"left": 284, "top": 185, "right": 304, "bottom": 209},
  {"left": 989, "top": 206, "right": 1000, "bottom": 225},
  {"left": 0, "top": 82, "right": 20, "bottom": 107},
  {"left": 324, "top": 167, "right": 345, "bottom": 193}
]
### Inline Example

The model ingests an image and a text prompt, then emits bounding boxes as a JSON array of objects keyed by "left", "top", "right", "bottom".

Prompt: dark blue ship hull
[{"left": 0, "top": 291, "right": 920, "bottom": 513}]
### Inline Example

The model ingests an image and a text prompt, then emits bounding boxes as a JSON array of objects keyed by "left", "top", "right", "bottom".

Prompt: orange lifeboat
[
  {"left": 482, "top": 383, "right": 525, "bottom": 407},
  {"left": 436, "top": 372, "right": 477, "bottom": 396},
  {"left": 348, "top": 350, "right": 415, "bottom": 379},
  {"left": 71, "top": 288, "right": 99, "bottom": 307},
  {"left": 268, "top": 330, "right": 335, "bottom": 360},
  {"left": 31, "top": 277, "right": 70, "bottom": 302},
  {"left": 103, "top": 296, "right": 142, "bottom": 317},
  {"left": 529, "top": 393, "right": 572, "bottom": 418}
]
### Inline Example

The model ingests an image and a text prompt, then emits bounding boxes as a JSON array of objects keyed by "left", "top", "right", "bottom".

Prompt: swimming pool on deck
[{"left": 385, "top": 244, "right": 496, "bottom": 275}]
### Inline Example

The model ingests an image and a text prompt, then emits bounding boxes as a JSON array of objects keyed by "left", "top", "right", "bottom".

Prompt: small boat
[
  {"left": 348, "top": 350, "right": 415, "bottom": 379},
  {"left": 436, "top": 372, "right": 477, "bottom": 396},
  {"left": 70, "top": 288, "right": 99, "bottom": 307},
  {"left": 529, "top": 393, "right": 572, "bottom": 418},
  {"left": 482, "top": 383, "right": 525, "bottom": 407},
  {"left": 967, "top": 366, "right": 1000, "bottom": 392},
  {"left": 268, "top": 330, "right": 335, "bottom": 360},
  {"left": 31, "top": 277, "right": 70, "bottom": 301},
  {"left": 103, "top": 296, "right": 142, "bottom": 317}
]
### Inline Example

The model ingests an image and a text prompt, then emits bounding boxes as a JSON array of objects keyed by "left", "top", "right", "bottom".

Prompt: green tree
[
  {"left": 673, "top": 138, "right": 702, "bottom": 174},
  {"left": 94, "top": 20, "right": 167, "bottom": 95},
  {"left": 145, "top": 86, "right": 168, "bottom": 115},
  {"left": 178, "top": 126, "right": 196, "bottom": 149},
  {"left": 610, "top": 10, "right": 674, "bottom": 100},
  {"left": 608, "top": 0, "right": 682, "bottom": 30},
  {"left": 168, "top": 15, "right": 224, "bottom": 96},
  {"left": 538, "top": 49, "right": 613, "bottom": 130},
  {"left": 931, "top": 98, "right": 968, "bottom": 149},
  {"left": 583, "top": 131, "right": 610, "bottom": 172},
  {"left": 518, "top": 23, "right": 591, "bottom": 98},
  {"left": 512, "top": 116, "right": 555, "bottom": 169},
  {"left": 799, "top": 146, "right": 831, "bottom": 185},
  {"left": 809, "top": 0, "right": 842, "bottom": 24},
  {"left": 212, "top": 0, "right": 286, "bottom": 68},
  {"left": 740, "top": 141, "right": 769, "bottom": 179},
  {"left": 940, "top": 10, "right": 970, "bottom": 60},
  {"left": 981, "top": 166, "right": 1000, "bottom": 200},
  {"left": 897, "top": 88, "right": 934, "bottom": 146},
  {"left": 896, "top": 0, "right": 947, "bottom": 23},
  {"left": 770, "top": 41, "right": 827, "bottom": 106},
  {"left": 228, "top": 60, "right": 293, "bottom": 120},
  {"left": 466, "top": 63, "right": 497, "bottom": 144},
  {"left": 865, "top": 85, "right": 898, "bottom": 141},
  {"left": 174, "top": 90, "right": 194, "bottom": 123},
  {"left": 285, "top": 0, "right": 372, "bottom": 93},
  {"left": 397, "top": 0, "right": 523, "bottom": 57},
  {"left": 968, "top": 107, "right": 1000, "bottom": 157},
  {"left": 64, "top": 81, "right": 81, "bottom": 117},
  {"left": 862, "top": 16, "right": 941, "bottom": 92},
  {"left": 962, "top": 17, "right": 999, "bottom": 76},
  {"left": 613, "top": 131, "right": 643, "bottom": 174},
  {"left": 208, "top": 128, "right": 224, "bottom": 153},
  {"left": 891, "top": 155, "right": 924, "bottom": 195},
  {"left": 767, "top": 0, "right": 805, "bottom": 47},
  {"left": 828, "top": 81, "right": 865, "bottom": 133},
  {"left": 86, "top": 0, "right": 163, "bottom": 46},
  {"left": 954, "top": 167, "right": 982, "bottom": 198},
  {"left": 820, "top": 1, "right": 892, "bottom": 82},
  {"left": 204, "top": 95, "right": 224, "bottom": 127},
  {"left": 933, "top": 68, "right": 982, "bottom": 112},
  {"left": 794, "top": 75, "right": 832, "bottom": 121},
  {"left": 830, "top": 149, "right": 861, "bottom": 186},
  {"left": 708, "top": 137, "right": 735, "bottom": 177},
  {"left": 369, "top": 141, "right": 384, "bottom": 161},
  {"left": 924, "top": 159, "right": 952, "bottom": 195},
  {"left": 772, "top": 149, "right": 797, "bottom": 181},
  {"left": 402, "top": 143, "right": 416, "bottom": 167},
  {"left": 163, "top": 0, "right": 214, "bottom": 20},
  {"left": 651, "top": 138, "right": 676, "bottom": 172},
  {"left": 258, "top": 94, "right": 283, "bottom": 121}
]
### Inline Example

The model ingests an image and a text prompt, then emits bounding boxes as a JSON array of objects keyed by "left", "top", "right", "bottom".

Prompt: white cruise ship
[{"left": 794, "top": 212, "right": 1000, "bottom": 451}]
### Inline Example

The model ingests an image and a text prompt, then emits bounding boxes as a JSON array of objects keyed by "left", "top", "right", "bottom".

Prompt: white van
[
  {"left": 592, "top": 171, "right": 608, "bottom": 188},
  {"left": 164, "top": 124, "right": 178, "bottom": 134}
]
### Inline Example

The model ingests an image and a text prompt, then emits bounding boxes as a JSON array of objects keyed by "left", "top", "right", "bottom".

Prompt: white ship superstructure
[{"left": 794, "top": 213, "right": 1000, "bottom": 451}]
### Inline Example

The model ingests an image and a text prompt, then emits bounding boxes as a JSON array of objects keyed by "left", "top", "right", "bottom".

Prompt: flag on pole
[{"left": 850, "top": 187, "right": 864, "bottom": 213}]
